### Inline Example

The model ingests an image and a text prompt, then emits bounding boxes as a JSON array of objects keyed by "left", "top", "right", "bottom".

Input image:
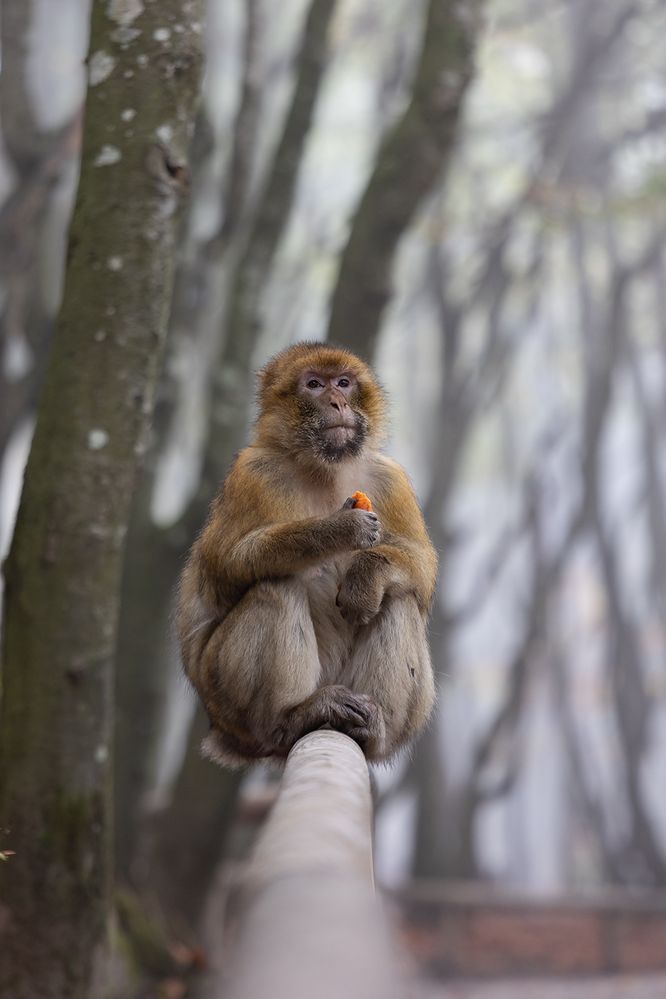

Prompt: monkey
[{"left": 176, "top": 342, "right": 438, "bottom": 767}]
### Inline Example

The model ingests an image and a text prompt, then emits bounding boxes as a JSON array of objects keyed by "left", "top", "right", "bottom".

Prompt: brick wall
[{"left": 391, "top": 882, "right": 666, "bottom": 979}]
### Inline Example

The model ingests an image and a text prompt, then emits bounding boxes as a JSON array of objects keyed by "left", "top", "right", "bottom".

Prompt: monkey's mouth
[
  {"left": 323, "top": 425, "right": 355, "bottom": 440},
  {"left": 315, "top": 416, "right": 367, "bottom": 462}
]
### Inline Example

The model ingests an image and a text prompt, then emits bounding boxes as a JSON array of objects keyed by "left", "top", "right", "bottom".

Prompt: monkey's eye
[
  {"left": 306, "top": 378, "right": 322, "bottom": 389},
  {"left": 338, "top": 377, "right": 350, "bottom": 388}
]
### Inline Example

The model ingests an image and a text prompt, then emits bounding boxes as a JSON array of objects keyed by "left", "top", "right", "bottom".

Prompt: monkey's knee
[
  {"left": 213, "top": 578, "right": 315, "bottom": 678},
  {"left": 347, "top": 595, "right": 434, "bottom": 760},
  {"left": 198, "top": 578, "right": 321, "bottom": 756},
  {"left": 383, "top": 595, "right": 434, "bottom": 734}
]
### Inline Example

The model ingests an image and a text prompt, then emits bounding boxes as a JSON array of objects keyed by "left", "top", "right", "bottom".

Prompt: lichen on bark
[{"left": 0, "top": 1, "right": 204, "bottom": 996}]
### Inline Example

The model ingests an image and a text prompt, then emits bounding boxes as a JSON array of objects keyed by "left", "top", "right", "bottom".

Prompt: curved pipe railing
[{"left": 222, "top": 730, "right": 397, "bottom": 999}]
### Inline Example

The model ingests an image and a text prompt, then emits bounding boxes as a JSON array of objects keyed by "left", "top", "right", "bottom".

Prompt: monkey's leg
[
  {"left": 343, "top": 594, "right": 435, "bottom": 761},
  {"left": 198, "top": 579, "right": 380, "bottom": 764}
]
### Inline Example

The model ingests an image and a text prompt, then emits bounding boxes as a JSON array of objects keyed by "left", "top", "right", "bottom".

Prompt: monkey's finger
[
  {"left": 340, "top": 702, "right": 371, "bottom": 726},
  {"left": 342, "top": 497, "right": 356, "bottom": 509}
]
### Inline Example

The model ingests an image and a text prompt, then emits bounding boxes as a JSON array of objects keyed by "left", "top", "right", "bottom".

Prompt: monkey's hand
[
  {"left": 332, "top": 501, "right": 381, "bottom": 551},
  {"left": 336, "top": 551, "right": 389, "bottom": 626}
]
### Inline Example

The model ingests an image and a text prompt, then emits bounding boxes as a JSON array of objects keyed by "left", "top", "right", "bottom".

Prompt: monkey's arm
[
  {"left": 196, "top": 452, "right": 380, "bottom": 599},
  {"left": 226, "top": 510, "right": 379, "bottom": 584},
  {"left": 337, "top": 460, "right": 437, "bottom": 624}
]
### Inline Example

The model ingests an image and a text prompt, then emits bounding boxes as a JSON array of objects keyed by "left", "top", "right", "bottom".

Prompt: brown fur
[{"left": 176, "top": 342, "right": 438, "bottom": 766}]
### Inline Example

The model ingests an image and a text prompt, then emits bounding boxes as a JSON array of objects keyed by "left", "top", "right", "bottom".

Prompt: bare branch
[{"left": 327, "top": 0, "right": 483, "bottom": 358}]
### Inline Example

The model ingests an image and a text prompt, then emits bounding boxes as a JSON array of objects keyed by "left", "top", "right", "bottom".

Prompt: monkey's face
[
  {"left": 294, "top": 368, "right": 369, "bottom": 462},
  {"left": 256, "top": 343, "right": 386, "bottom": 464}
]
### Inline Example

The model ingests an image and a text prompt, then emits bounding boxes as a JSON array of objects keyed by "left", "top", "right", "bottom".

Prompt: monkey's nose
[{"left": 330, "top": 398, "right": 344, "bottom": 412}]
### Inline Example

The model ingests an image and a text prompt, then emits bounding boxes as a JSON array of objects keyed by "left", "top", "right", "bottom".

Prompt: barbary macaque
[{"left": 177, "top": 342, "right": 437, "bottom": 766}]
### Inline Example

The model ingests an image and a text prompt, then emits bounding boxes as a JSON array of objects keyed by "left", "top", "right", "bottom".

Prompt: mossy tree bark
[
  {"left": 326, "top": 0, "right": 483, "bottom": 358},
  {"left": 0, "top": 2, "right": 203, "bottom": 996}
]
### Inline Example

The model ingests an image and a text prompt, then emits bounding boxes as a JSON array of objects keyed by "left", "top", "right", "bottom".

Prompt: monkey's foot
[
  {"left": 272, "top": 684, "right": 385, "bottom": 756},
  {"left": 323, "top": 687, "right": 383, "bottom": 750}
]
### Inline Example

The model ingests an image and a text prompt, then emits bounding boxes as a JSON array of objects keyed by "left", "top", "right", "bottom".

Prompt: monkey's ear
[{"left": 257, "top": 359, "right": 277, "bottom": 404}]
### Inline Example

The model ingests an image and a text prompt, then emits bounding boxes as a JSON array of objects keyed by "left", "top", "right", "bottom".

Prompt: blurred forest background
[{"left": 2, "top": 0, "right": 666, "bottom": 995}]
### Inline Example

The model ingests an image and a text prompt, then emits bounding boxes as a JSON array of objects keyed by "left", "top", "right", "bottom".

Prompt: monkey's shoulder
[
  {"left": 220, "top": 446, "right": 311, "bottom": 517},
  {"left": 367, "top": 454, "right": 434, "bottom": 547},
  {"left": 224, "top": 446, "right": 276, "bottom": 479},
  {"left": 221, "top": 447, "right": 287, "bottom": 496},
  {"left": 369, "top": 454, "right": 419, "bottom": 503}
]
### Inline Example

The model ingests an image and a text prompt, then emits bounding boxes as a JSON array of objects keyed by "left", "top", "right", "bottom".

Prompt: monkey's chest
[{"left": 299, "top": 559, "right": 354, "bottom": 681}]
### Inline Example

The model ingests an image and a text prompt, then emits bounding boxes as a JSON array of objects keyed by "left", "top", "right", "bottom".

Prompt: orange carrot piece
[{"left": 351, "top": 490, "right": 373, "bottom": 511}]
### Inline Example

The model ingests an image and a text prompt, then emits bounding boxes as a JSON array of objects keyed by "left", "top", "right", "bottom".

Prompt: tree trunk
[
  {"left": 0, "top": 1, "right": 84, "bottom": 468},
  {"left": 0, "top": 2, "right": 203, "bottom": 996},
  {"left": 116, "top": 0, "right": 337, "bottom": 920},
  {"left": 138, "top": 707, "right": 243, "bottom": 930},
  {"left": 200, "top": 0, "right": 337, "bottom": 494},
  {"left": 326, "top": 0, "right": 482, "bottom": 358}
]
